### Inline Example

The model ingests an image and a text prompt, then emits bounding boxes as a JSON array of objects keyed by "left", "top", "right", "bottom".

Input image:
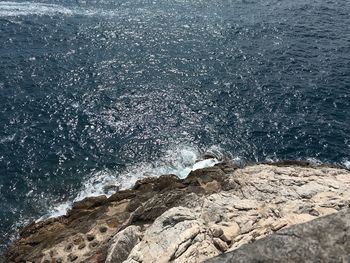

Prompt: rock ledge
[{"left": 4, "top": 162, "right": 350, "bottom": 263}]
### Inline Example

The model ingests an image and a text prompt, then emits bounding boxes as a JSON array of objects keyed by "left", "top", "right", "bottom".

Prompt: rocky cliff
[
  {"left": 205, "top": 207, "right": 350, "bottom": 263},
  {"left": 4, "top": 161, "right": 350, "bottom": 263}
]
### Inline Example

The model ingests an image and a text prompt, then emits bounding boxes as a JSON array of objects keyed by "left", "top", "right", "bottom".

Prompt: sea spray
[
  {"left": 343, "top": 160, "right": 350, "bottom": 170},
  {"left": 44, "top": 145, "right": 226, "bottom": 219}
]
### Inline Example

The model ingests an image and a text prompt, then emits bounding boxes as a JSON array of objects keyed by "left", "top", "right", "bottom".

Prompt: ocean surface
[{"left": 0, "top": 0, "right": 350, "bottom": 251}]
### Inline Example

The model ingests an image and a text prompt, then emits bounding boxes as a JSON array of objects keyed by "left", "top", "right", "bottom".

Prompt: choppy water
[{"left": 1, "top": 0, "right": 350, "bottom": 251}]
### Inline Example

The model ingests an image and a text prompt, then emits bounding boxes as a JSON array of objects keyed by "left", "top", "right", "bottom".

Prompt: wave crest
[
  {"left": 45, "top": 145, "right": 226, "bottom": 219},
  {"left": 0, "top": 2, "right": 73, "bottom": 17}
]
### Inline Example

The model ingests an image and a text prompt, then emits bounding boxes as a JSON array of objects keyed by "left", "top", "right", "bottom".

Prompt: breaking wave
[
  {"left": 0, "top": 2, "right": 73, "bottom": 17},
  {"left": 0, "top": 1, "right": 127, "bottom": 17},
  {"left": 44, "top": 145, "right": 228, "bottom": 219}
]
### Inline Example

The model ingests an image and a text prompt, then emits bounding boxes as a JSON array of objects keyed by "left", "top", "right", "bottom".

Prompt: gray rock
[
  {"left": 105, "top": 226, "right": 142, "bottom": 263},
  {"left": 205, "top": 208, "right": 350, "bottom": 263},
  {"left": 5, "top": 163, "right": 350, "bottom": 263},
  {"left": 125, "top": 207, "right": 204, "bottom": 263},
  {"left": 213, "top": 238, "right": 228, "bottom": 252},
  {"left": 219, "top": 222, "right": 240, "bottom": 242},
  {"left": 210, "top": 226, "right": 223, "bottom": 237}
]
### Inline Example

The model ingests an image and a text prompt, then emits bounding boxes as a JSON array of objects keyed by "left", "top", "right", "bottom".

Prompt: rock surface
[
  {"left": 205, "top": 207, "right": 350, "bottom": 263},
  {"left": 105, "top": 226, "right": 142, "bottom": 263},
  {"left": 3, "top": 162, "right": 350, "bottom": 263}
]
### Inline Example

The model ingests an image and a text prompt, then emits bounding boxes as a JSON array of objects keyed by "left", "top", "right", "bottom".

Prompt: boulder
[
  {"left": 125, "top": 207, "right": 203, "bottom": 263},
  {"left": 206, "top": 208, "right": 350, "bottom": 263},
  {"left": 105, "top": 226, "right": 142, "bottom": 263},
  {"left": 4, "top": 163, "right": 350, "bottom": 263},
  {"left": 219, "top": 222, "right": 240, "bottom": 243}
]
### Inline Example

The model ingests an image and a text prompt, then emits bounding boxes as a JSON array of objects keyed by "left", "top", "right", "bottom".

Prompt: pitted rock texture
[
  {"left": 4, "top": 162, "right": 350, "bottom": 263},
  {"left": 205, "top": 207, "right": 350, "bottom": 263}
]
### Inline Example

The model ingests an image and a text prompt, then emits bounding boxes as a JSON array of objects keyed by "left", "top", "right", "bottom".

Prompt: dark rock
[
  {"left": 68, "top": 253, "right": 78, "bottom": 262},
  {"left": 210, "top": 226, "right": 224, "bottom": 237},
  {"left": 99, "top": 226, "right": 108, "bottom": 233},
  {"left": 131, "top": 189, "right": 186, "bottom": 223},
  {"left": 108, "top": 189, "right": 136, "bottom": 202},
  {"left": 5, "top": 162, "right": 349, "bottom": 263},
  {"left": 19, "top": 217, "right": 60, "bottom": 238},
  {"left": 86, "top": 234, "right": 95, "bottom": 241},
  {"left": 64, "top": 243, "right": 73, "bottom": 251},
  {"left": 221, "top": 178, "right": 241, "bottom": 191},
  {"left": 67, "top": 205, "right": 109, "bottom": 232},
  {"left": 202, "top": 153, "right": 217, "bottom": 159},
  {"left": 214, "top": 162, "right": 239, "bottom": 171},
  {"left": 72, "top": 196, "right": 108, "bottom": 210},
  {"left": 103, "top": 185, "right": 120, "bottom": 194},
  {"left": 133, "top": 174, "right": 184, "bottom": 192},
  {"left": 186, "top": 185, "right": 206, "bottom": 195},
  {"left": 183, "top": 167, "right": 226, "bottom": 185},
  {"left": 73, "top": 235, "right": 84, "bottom": 245},
  {"left": 213, "top": 237, "right": 229, "bottom": 252},
  {"left": 89, "top": 241, "right": 99, "bottom": 248},
  {"left": 127, "top": 198, "right": 142, "bottom": 212},
  {"left": 205, "top": 208, "right": 350, "bottom": 263},
  {"left": 78, "top": 243, "right": 86, "bottom": 249}
]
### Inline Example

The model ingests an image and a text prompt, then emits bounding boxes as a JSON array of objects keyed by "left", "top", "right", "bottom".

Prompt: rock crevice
[{"left": 4, "top": 162, "right": 350, "bottom": 263}]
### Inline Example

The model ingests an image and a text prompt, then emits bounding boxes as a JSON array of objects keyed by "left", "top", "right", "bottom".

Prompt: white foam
[
  {"left": 0, "top": 2, "right": 73, "bottom": 17},
  {"left": 74, "top": 145, "right": 220, "bottom": 201},
  {"left": 0, "top": 133, "right": 15, "bottom": 143},
  {"left": 192, "top": 158, "right": 218, "bottom": 171},
  {"left": 306, "top": 157, "right": 322, "bottom": 165},
  {"left": 44, "top": 145, "right": 222, "bottom": 219},
  {"left": 0, "top": 1, "right": 131, "bottom": 17},
  {"left": 40, "top": 202, "right": 72, "bottom": 221},
  {"left": 343, "top": 160, "right": 350, "bottom": 169}
]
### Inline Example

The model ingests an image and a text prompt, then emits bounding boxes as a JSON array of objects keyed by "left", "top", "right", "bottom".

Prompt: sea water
[{"left": 0, "top": 0, "right": 349, "bottom": 251}]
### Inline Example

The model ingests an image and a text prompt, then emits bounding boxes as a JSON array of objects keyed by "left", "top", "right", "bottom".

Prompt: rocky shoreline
[
  {"left": 4, "top": 161, "right": 350, "bottom": 263},
  {"left": 206, "top": 207, "right": 350, "bottom": 262}
]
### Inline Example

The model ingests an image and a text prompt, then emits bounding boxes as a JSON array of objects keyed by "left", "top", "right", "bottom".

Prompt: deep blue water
[{"left": 0, "top": 0, "right": 350, "bottom": 251}]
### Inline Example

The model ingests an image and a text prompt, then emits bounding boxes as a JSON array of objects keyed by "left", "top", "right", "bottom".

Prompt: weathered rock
[
  {"left": 68, "top": 253, "right": 78, "bottom": 262},
  {"left": 72, "top": 195, "right": 108, "bottom": 210},
  {"left": 210, "top": 226, "right": 223, "bottom": 238},
  {"left": 132, "top": 174, "right": 184, "bottom": 192},
  {"left": 205, "top": 208, "right": 350, "bottom": 263},
  {"left": 125, "top": 207, "right": 203, "bottom": 263},
  {"left": 219, "top": 222, "right": 240, "bottom": 243},
  {"left": 4, "top": 164, "right": 350, "bottom": 263},
  {"left": 105, "top": 226, "right": 142, "bottom": 263},
  {"left": 213, "top": 238, "right": 228, "bottom": 252}
]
